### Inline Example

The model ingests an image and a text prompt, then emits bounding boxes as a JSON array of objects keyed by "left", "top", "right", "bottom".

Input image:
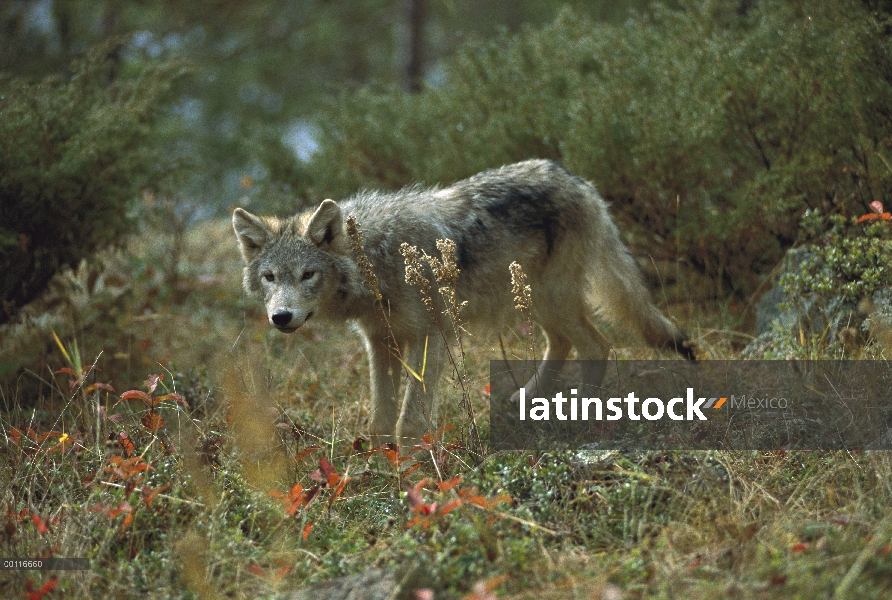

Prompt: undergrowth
[{"left": 1, "top": 218, "right": 891, "bottom": 599}]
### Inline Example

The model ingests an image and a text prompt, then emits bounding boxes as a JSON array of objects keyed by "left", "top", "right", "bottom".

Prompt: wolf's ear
[
  {"left": 305, "top": 199, "right": 344, "bottom": 248},
  {"left": 232, "top": 208, "right": 270, "bottom": 263}
]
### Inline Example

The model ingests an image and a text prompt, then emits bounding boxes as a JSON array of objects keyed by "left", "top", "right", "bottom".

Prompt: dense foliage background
[
  {"left": 4, "top": 0, "right": 892, "bottom": 319},
  {"left": 304, "top": 1, "right": 892, "bottom": 296}
]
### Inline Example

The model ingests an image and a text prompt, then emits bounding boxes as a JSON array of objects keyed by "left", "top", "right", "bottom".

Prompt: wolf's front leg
[
  {"left": 396, "top": 333, "right": 445, "bottom": 448},
  {"left": 364, "top": 337, "right": 402, "bottom": 448}
]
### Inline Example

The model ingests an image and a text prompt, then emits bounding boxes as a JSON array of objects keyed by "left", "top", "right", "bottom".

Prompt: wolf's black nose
[{"left": 271, "top": 311, "right": 293, "bottom": 326}]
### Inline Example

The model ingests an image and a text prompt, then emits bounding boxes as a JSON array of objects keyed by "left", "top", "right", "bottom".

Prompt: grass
[{"left": 1, "top": 217, "right": 891, "bottom": 599}]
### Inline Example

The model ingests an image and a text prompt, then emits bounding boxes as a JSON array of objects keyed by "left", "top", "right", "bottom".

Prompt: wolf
[{"left": 233, "top": 160, "right": 694, "bottom": 447}]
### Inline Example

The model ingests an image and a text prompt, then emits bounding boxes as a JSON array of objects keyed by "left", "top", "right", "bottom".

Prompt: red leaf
[
  {"left": 116, "top": 431, "right": 135, "bottom": 456},
  {"left": 310, "top": 457, "right": 338, "bottom": 484},
  {"left": 24, "top": 576, "right": 59, "bottom": 600},
  {"left": 352, "top": 437, "right": 370, "bottom": 452},
  {"left": 248, "top": 564, "right": 266, "bottom": 577},
  {"left": 302, "top": 485, "right": 321, "bottom": 510},
  {"left": 120, "top": 390, "right": 153, "bottom": 404},
  {"left": 406, "top": 479, "right": 429, "bottom": 512},
  {"left": 437, "top": 476, "right": 461, "bottom": 493},
  {"left": 31, "top": 514, "right": 49, "bottom": 535},
  {"left": 295, "top": 445, "right": 321, "bottom": 461},
  {"left": 791, "top": 543, "right": 809, "bottom": 552},
  {"left": 55, "top": 368, "right": 78, "bottom": 376}
]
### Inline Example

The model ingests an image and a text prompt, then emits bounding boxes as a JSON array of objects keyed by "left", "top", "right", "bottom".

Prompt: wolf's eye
[
  {"left": 302, "top": 270, "right": 316, "bottom": 281},
  {"left": 264, "top": 273, "right": 275, "bottom": 282}
]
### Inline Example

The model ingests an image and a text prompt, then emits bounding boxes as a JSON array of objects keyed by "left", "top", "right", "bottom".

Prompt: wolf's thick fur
[{"left": 233, "top": 160, "right": 693, "bottom": 446}]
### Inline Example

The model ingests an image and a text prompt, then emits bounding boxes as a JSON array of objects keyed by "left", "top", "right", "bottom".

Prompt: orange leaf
[
  {"left": 8, "top": 428, "right": 24, "bottom": 444},
  {"left": 435, "top": 423, "right": 455, "bottom": 438},
  {"left": 302, "top": 522, "right": 313, "bottom": 540},
  {"left": 380, "top": 447, "right": 412, "bottom": 467},
  {"left": 295, "top": 445, "right": 321, "bottom": 461},
  {"left": 141, "top": 412, "right": 166, "bottom": 431},
  {"left": 329, "top": 476, "right": 349, "bottom": 507},
  {"left": 248, "top": 564, "right": 266, "bottom": 577},
  {"left": 85, "top": 382, "right": 115, "bottom": 394},
  {"left": 36, "top": 431, "right": 63, "bottom": 444},
  {"left": 437, "top": 476, "right": 461, "bottom": 493},
  {"left": 54, "top": 368, "right": 78, "bottom": 376},
  {"left": 466, "top": 495, "right": 489, "bottom": 508},
  {"left": 401, "top": 462, "right": 422, "bottom": 478},
  {"left": 487, "top": 494, "right": 512, "bottom": 508},
  {"left": 438, "top": 499, "right": 463, "bottom": 516},
  {"left": 857, "top": 212, "right": 891, "bottom": 223},
  {"left": 155, "top": 392, "right": 189, "bottom": 408},
  {"left": 142, "top": 483, "right": 171, "bottom": 508}
]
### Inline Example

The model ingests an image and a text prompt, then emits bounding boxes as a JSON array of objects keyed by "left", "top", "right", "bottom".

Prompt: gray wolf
[{"left": 233, "top": 160, "right": 693, "bottom": 447}]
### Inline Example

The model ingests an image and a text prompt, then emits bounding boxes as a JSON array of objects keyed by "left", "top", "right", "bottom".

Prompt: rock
[
  {"left": 744, "top": 248, "right": 892, "bottom": 357},
  {"left": 277, "top": 569, "right": 398, "bottom": 600}
]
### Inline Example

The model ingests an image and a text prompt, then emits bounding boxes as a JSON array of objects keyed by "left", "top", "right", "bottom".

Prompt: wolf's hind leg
[
  {"left": 566, "top": 317, "right": 610, "bottom": 396},
  {"left": 514, "top": 329, "right": 572, "bottom": 401}
]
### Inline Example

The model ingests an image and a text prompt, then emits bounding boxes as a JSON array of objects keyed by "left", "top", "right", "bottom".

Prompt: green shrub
[
  {"left": 0, "top": 42, "right": 186, "bottom": 324},
  {"left": 302, "top": 0, "right": 892, "bottom": 297},
  {"left": 780, "top": 210, "right": 892, "bottom": 304}
]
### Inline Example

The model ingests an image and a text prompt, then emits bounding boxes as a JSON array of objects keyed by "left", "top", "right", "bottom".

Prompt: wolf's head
[{"left": 233, "top": 200, "right": 351, "bottom": 332}]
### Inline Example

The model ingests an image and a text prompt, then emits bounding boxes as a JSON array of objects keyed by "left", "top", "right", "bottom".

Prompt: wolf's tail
[{"left": 583, "top": 198, "right": 695, "bottom": 360}]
